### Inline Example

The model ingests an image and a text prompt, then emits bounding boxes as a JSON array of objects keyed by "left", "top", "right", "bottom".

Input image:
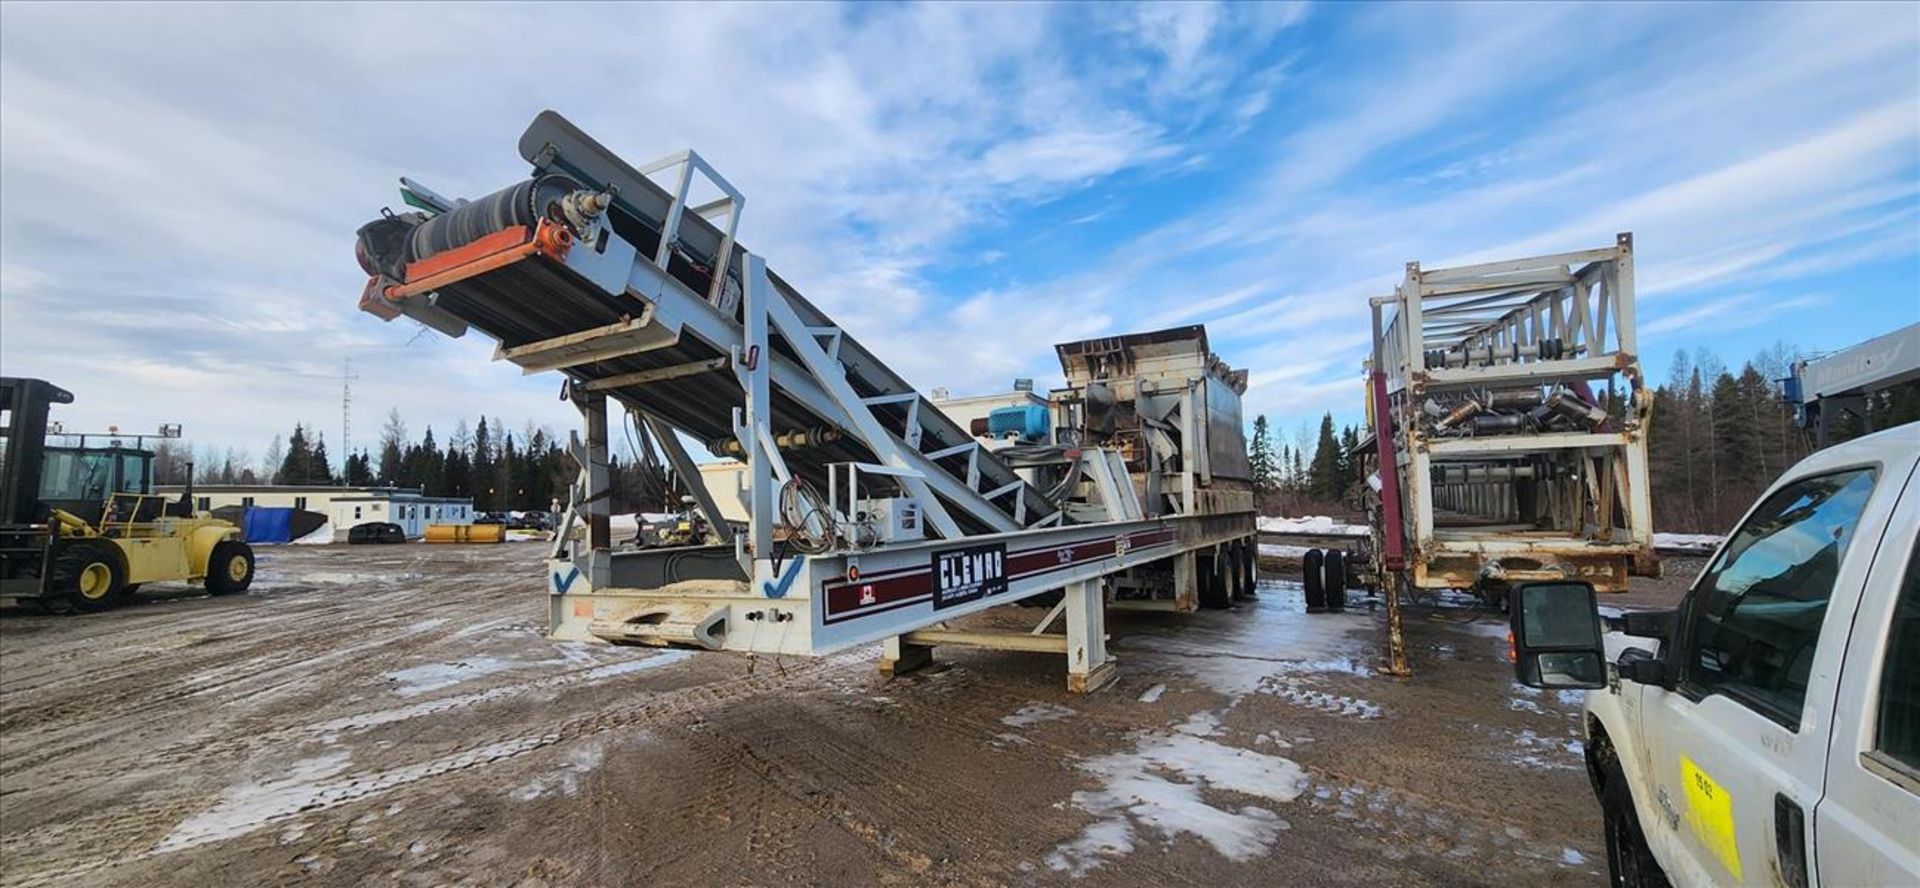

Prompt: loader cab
[{"left": 35, "top": 446, "right": 154, "bottom": 524}]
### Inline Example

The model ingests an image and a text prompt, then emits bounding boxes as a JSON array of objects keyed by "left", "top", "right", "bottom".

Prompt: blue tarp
[{"left": 241, "top": 506, "right": 294, "bottom": 543}]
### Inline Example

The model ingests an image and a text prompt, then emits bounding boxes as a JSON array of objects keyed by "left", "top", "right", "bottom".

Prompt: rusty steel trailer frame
[
  {"left": 354, "top": 111, "right": 1255, "bottom": 692},
  {"left": 1365, "top": 234, "right": 1657, "bottom": 670}
]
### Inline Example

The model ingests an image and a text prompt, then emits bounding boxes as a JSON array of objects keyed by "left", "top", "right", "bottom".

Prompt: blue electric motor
[{"left": 986, "top": 404, "right": 1050, "bottom": 443}]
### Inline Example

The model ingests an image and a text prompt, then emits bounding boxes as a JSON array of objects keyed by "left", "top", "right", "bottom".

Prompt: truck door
[
  {"left": 1817, "top": 464, "right": 1919, "bottom": 886},
  {"left": 1635, "top": 466, "right": 1888, "bottom": 886}
]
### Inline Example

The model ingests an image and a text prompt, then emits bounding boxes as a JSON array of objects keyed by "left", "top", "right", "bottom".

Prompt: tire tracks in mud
[
  {"left": 0, "top": 649, "right": 875, "bottom": 888},
  {"left": 872, "top": 664, "right": 1591, "bottom": 879},
  {"left": 0, "top": 577, "right": 534, "bottom": 782}
]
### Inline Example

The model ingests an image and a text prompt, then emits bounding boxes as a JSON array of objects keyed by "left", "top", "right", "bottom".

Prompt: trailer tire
[
  {"left": 1239, "top": 542, "right": 1258, "bottom": 599},
  {"left": 204, "top": 541, "right": 255, "bottom": 596},
  {"left": 1199, "top": 553, "right": 1231, "bottom": 610},
  {"left": 1302, "top": 549, "right": 1326, "bottom": 612},
  {"left": 50, "top": 540, "right": 126, "bottom": 613},
  {"left": 1323, "top": 549, "right": 1347, "bottom": 611}
]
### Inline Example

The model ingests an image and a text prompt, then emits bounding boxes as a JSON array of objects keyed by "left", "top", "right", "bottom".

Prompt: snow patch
[
  {"left": 1003, "top": 703, "right": 1076, "bottom": 728},
  {"left": 1257, "top": 515, "right": 1368, "bottom": 536},
  {"left": 1175, "top": 711, "right": 1224, "bottom": 736},
  {"left": 1047, "top": 732, "right": 1308, "bottom": 876},
  {"left": 317, "top": 650, "right": 690, "bottom": 732},
  {"left": 156, "top": 751, "right": 354, "bottom": 853},
  {"left": 1258, "top": 544, "right": 1314, "bottom": 559},
  {"left": 509, "top": 740, "right": 607, "bottom": 801},
  {"left": 383, "top": 657, "right": 516, "bottom": 697},
  {"left": 291, "top": 522, "right": 334, "bottom": 545},
  {"left": 1505, "top": 729, "right": 1585, "bottom": 770},
  {"left": 1137, "top": 684, "right": 1166, "bottom": 704}
]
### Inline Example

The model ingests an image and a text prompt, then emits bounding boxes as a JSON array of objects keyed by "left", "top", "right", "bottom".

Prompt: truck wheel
[
  {"left": 1323, "top": 549, "right": 1347, "bottom": 611},
  {"left": 1238, "top": 542, "right": 1258, "bottom": 599},
  {"left": 204, "top": 541, "right": 255, "bottom": 596},
  {"left": 1199, "top": 554, "right": 1231, "bottom": 610},
  {"left": 1601, "top": 757, "right": 1671, "bottom": 888},
  {"left": 50, "top": 540, "right": 126, "bottom": 613},
  {"left": 1302, "top": 549, "right": 1326, "bottom": 612}
]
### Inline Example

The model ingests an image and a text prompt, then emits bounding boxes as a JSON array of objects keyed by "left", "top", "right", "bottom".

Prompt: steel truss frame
[
  {"left": 372, "top": 113, "right": 1256, "bottom": 690},
  {"left": 1368, "top": 234, "right": 1655, "bottom": 597}
]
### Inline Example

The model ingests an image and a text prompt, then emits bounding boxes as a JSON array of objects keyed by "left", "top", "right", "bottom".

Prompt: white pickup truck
[{"left": 1510, "top": 422, "right": 1918, "bottom": 887}]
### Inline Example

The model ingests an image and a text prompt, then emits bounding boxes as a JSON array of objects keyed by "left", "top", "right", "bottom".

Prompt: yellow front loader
[
  {"left": 0, "top": 377, "right": 256, "bottom": 614},
  {"left": 37, "top": 495, "right": 255, "bottom": 613}
]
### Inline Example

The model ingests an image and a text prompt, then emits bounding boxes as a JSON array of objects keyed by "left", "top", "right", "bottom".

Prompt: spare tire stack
[{"left": 1300, "top": 548, "right": 1348, "bottom": 613}]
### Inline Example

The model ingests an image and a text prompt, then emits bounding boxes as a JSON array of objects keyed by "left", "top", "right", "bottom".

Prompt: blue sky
[{"left": 2, "top": 2, "right": 1915, "bottom": 467}]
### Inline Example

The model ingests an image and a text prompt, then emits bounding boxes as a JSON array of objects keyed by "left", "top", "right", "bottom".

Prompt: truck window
[
  {"left": 1878, "top": 540, "right": 1920, "bottom": 772},
  {"left": 1681, "top": 467, "right": 1878, "bottom": 729}
]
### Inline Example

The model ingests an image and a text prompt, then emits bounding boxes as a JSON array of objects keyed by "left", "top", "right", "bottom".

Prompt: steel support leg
[
  {"left": 1173, "top": 550, "right": 1198, "bottom": 611},
  {"left": 580, "top": 392, "right": 612, "bottom": 587},
  {"left": 1066, "top": 578, "right": 1115, "bottom": 693},
  {"left": 1381, "top": 571, "right": 1412, "bottom": 677}
]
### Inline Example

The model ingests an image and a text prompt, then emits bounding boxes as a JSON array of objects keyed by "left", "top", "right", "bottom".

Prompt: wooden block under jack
[
  {"left": 880, "top": 639, "right": 934, "bottom": 677},
  {"left": 1067, "top": 658, "right": 1119, "bottom": 695}
]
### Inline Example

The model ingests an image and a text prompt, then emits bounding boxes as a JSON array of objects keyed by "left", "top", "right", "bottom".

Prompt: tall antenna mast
[{"left": 342, "top": 356, "right": 359, "bottom": 487}]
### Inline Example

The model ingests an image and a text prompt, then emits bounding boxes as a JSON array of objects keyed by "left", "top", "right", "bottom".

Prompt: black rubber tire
[
  {"left": 1302, "top": 549, "right": 1326, "bottom": 611},
  {"left": 1198, "top": 554, "right": 1231, "bottom": 610},
  {"left": 1237, "top": 542, "right": 1258, "bottom": 599},
  {"left": 49, "top": 539, "right": 126, "bottom": 613},
  {"left": 204, "top": 541, "right": 255, "bottom": 596},
  {"left": 1323, "top": 549, "right": 1347, "bottom": 611},
  {"left": 1600, "top": 754, "right": 1671, "bottom": 888}
]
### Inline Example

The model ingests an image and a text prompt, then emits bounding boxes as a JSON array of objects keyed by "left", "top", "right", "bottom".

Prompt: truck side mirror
[{"left": 1509, "top": 580, "right": 1608, "bottom": 690}]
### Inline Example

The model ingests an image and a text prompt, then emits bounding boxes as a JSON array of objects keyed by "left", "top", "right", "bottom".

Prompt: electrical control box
[{"left": 857, "top": 497, "right": 924, "bottom": 545}]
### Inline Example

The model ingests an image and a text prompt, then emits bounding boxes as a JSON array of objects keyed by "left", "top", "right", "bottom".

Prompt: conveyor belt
[{"left": 355, "top": 111, "right": 1057, "bottom": 533}]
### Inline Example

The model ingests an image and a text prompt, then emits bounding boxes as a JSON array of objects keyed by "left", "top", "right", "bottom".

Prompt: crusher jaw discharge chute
[{"left": 352, "top": 111, "right": 1256, "bottom": 691}]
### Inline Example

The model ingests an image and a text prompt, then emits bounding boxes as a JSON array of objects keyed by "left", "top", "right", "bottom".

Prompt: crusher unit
[{"left": 351, "top": 111, "right": 1256, "bottom": 692}]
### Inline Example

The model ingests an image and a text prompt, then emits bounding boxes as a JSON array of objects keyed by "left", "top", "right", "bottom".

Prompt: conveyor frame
[{"left": 354, "top": 111, "right": 1257, "bottom": 691}]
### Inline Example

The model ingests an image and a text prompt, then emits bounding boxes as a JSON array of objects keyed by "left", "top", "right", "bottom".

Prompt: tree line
[
  {"left": 1647, "top": 344, "right": 1917, "bottom": 531},
  {"left": 1247, "top": 412, "right": 1364, "bottom": 518},
  {"left": 152, "top": 409, "right": 677, "bottom": 514}
]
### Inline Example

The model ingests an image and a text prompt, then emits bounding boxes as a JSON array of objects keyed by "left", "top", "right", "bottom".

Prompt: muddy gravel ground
[{"left": 0, "top": 543, "right": 1660, "bottom": 887}]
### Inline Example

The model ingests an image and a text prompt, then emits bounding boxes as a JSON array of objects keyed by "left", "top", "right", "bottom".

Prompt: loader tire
[
  {"left": 1323, "top": 549, "right": 1347, "bottom": 612},
  {"left": 50, "top": 540, "right": 126, "bottom": 613},
  {"left": 204, "top": 541, "right": 255, "bottom": 596},
  {"left": 1302, "top": 549, "right": 1326, "bottom": 612}
]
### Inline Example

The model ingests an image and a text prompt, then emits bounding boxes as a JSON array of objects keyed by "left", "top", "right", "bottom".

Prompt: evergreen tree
[
  {"left": 378, "top": 409, "right": 407, "bottom": 486},
  {"left": 1248, "top": 415, "right": 1278, "bottom": 495},
  {"left": 277, "top": 424, "right": 314, "bottom": 485},
  {"left": 1709, "top": 371, "right": 1755, "bottom": 501},
  {"left": 443, "top": 445, "right": 471, "bottom": 499},
  {"left": 345, "top": 450, "right": 375, "bottom": 486},
  {"left": 1308, "top": 413, "right": 1341, "bottom": 501},
  {"left": 309, "top": 431, "right": 336, "bottom": 485},
  {"left": 472, "top": 418, "right": 495, "bottom": 511},
  {"left": 1336, "top": 425, "right": 1360, "bottom": 497}
]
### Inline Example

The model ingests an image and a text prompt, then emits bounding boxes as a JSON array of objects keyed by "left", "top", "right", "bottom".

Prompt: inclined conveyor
[{"left": 352, "top": 111, "right": 1256, "bottom": 692}]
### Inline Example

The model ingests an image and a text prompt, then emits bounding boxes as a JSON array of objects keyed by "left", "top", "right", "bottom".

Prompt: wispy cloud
[{"left": 0, "top": 1, "right": 1913, "bottom": 455}]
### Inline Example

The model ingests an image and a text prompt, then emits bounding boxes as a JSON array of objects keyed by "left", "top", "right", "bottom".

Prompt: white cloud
[{"left": 0, "top": 0, "right": 1912, "bottom": 461}]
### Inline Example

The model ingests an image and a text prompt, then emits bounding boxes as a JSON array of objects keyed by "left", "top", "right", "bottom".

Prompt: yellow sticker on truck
[{"left": 1680, "top": 756, "right": 1742, "bottom": 882}]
